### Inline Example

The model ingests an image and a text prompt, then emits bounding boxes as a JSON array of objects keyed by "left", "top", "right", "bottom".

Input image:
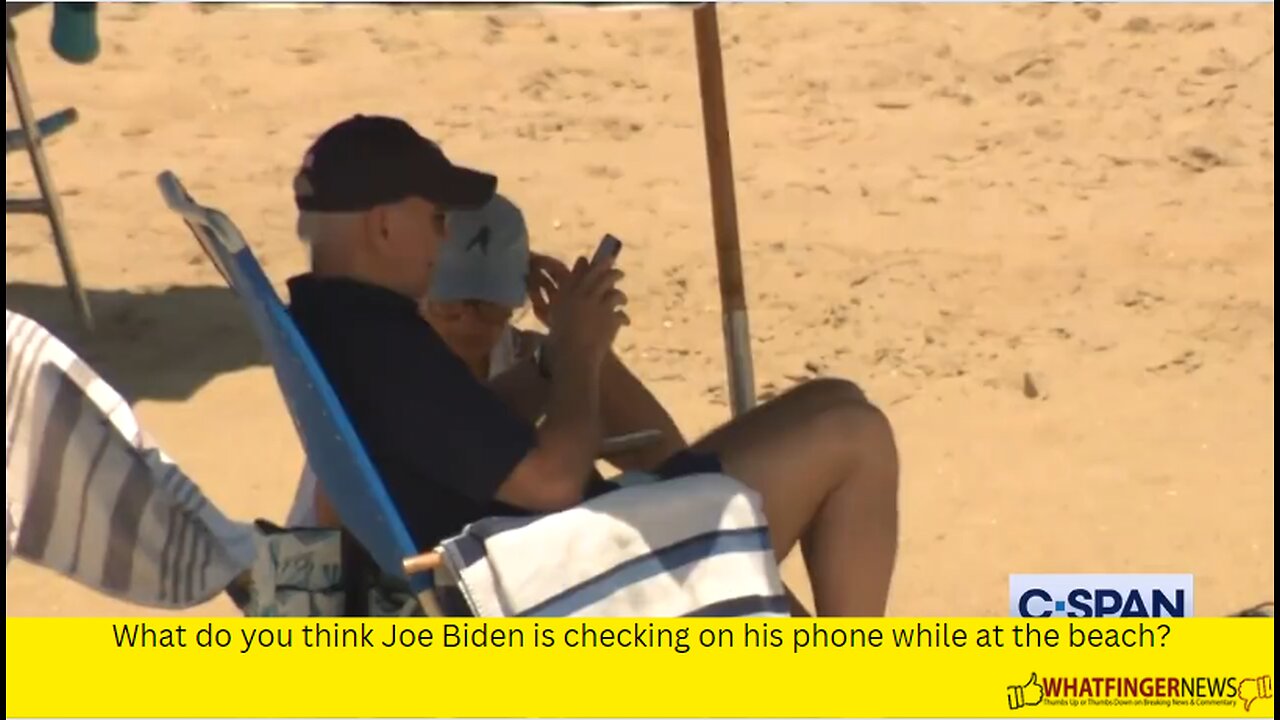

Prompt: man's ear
[{"left": 365, "top": 205, "right": 393, "bottom": 252}]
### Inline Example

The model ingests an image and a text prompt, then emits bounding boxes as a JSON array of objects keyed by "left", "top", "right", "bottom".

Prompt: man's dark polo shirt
[{"left": 286, "top": 274, "right": 611, "bottom": 549}]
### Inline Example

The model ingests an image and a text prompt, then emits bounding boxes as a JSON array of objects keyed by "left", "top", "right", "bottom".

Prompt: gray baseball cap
[{"left": 429, "top": 194, "right": 529, "bottom": 308}]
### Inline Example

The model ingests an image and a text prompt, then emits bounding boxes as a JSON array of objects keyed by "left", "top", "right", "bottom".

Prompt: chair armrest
[{"left": 403, "top": 550, "right": 442, "bottom": 576}]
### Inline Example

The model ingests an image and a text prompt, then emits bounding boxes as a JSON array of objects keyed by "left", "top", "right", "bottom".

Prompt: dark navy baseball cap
[{"left": 293, "top": 115, "right": 497, "bottom": 212}]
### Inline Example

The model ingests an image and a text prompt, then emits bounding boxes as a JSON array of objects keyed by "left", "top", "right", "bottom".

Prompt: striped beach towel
[
  {"left": 436, "top": 473, "right": 789, "bottom": 617},
  {"left": 6, "top": 310, "right": 256, "bottom": 608}
]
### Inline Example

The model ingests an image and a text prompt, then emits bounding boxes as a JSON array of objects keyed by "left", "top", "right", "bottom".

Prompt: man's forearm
[
  {"left": 492, "top": 355, "right": 604, "bottom": 511},
  {"left": 600, "top": 353, "right": 687, "bottom": 471},
  {"left": 532, "top": 354, "right": 604, "bottom": 495}
]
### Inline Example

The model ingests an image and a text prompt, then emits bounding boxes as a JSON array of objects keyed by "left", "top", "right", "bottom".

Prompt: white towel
[
  {"left": 5, "top": 310, "right": 256, "bottom": 608},
  {"left": 436, "top": 473, "right": 789, "bottom": 617}
]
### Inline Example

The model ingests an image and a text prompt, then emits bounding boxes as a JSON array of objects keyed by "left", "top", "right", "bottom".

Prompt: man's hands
[
  {"left": 497, "top": 251, "right": 624, "bottom": 511},
  {"left": 530, "top": 251, "right": 628, "bottom": 368}
]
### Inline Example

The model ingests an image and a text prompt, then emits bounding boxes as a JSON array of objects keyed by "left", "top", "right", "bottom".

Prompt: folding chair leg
[
  {"left": 416, "top": 589, "right": 444, "bottom": 616},
  {"left": 6, "top": 20, "right": 94, "bottom": 332}
]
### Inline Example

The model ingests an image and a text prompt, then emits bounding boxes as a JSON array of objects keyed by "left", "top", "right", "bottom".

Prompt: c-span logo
[{"left": 1010, "top": 574, "right": 1194, "bottom": 618}]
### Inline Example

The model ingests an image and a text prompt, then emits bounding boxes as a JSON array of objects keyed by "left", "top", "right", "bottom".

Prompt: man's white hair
[{"left": 295, "top": 211, "right": 363, "bottom": 247}]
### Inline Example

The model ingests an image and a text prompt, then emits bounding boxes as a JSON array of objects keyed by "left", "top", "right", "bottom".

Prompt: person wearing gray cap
[
  {"left": 421, "top": 193, "right": 535, "bottom": 377},
  {"left": 423, "top": 195, "right": 686, "bottom": 473}
]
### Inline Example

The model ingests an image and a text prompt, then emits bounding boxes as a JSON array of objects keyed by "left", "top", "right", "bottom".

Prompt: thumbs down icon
[{"left": 1238, "top": 675, "right": 1273, "bottom": 712}]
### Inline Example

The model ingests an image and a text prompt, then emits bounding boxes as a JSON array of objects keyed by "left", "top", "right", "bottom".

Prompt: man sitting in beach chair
[
  {"left": 288, "top": 192, "right": 687, "bottom": 527},
  {"left": 286, "top": 114, "right": 900, "bottom": 616}
]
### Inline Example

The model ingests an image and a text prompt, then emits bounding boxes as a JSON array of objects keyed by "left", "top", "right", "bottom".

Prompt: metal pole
[
  {"left": 692, "top": 3, "right": 755, "bottom": 416},
  {"left": 6, "top": 18, "right": 94, "bottom": 331}
]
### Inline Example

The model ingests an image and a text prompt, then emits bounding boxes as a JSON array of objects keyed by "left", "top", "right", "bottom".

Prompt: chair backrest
[{"left": 155, "top": 171, "right": 427, "bottom": 592}]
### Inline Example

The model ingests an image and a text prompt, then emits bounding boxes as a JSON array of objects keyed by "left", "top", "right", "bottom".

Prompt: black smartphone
[{"left": 592, "top": 234, "right": 623, "bottom": 265}]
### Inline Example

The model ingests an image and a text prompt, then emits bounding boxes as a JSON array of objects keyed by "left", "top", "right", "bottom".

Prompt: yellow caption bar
[{"left": 5, "top": 618, "right": 1273, "bottom": 718}]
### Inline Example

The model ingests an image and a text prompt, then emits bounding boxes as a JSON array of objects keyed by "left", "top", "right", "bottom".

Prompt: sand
[{"left": 5, "top": 3, "right": 1273, "bottom": 617}]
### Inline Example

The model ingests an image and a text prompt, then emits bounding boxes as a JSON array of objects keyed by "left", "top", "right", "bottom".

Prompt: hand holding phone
[{"left": 546, "top": 234, "right": 628, "bottom": 366}]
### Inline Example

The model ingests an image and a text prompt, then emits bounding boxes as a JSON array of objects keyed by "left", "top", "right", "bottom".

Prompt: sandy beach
[{"left": 5, "top": 2, "right": 1274, "bottom": 616}]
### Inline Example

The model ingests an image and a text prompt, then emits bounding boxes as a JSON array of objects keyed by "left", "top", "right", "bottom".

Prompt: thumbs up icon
[{"left": 1007, "top": 673, "right": 1045, "bottom": 710}]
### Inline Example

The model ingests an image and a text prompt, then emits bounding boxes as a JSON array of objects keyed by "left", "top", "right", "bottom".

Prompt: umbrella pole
[{"left": 692, "top": 3, "right": 755, "bottom": 417}]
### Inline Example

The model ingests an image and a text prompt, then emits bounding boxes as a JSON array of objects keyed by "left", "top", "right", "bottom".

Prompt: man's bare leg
[{"left": 691, "top": 378, "right": 899, "bottom": 616}]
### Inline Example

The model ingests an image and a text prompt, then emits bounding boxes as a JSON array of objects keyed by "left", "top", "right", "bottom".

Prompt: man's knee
[
  {"left": 796, "top": 380, "right": 897, "bottom": 467},
  {"left": 782, "top": 377, "right": 874, "bottom": 414},
  {"left": 722, "top": 376, "right": 892, "bottom": 460},
  {"left": 819, "top": 390, "right": 893, "bottom": 443}
]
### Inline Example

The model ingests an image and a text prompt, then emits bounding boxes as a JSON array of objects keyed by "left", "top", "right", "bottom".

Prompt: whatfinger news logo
[
  {"left": 1007, "top": 672, "right": 1274, "bottom": 712},
  {"left": 1010, "top": 574, "right": 1194, "bottom": 618}
]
